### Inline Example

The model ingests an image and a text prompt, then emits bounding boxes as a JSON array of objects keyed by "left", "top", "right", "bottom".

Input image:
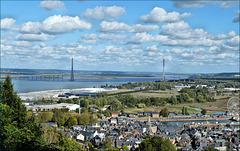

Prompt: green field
[
  {"left": 131, "top": 90, "right": 179, "bottom": 98},
  {"left": 124, "top": 105, "right": 201, "bottom": 114},
  {"left": 106, "top": 89, "right": 179, "bottom": 98},
  {"left": 112, "top": 88, "right": 238, "bottom": 113},
  {"left": 105, "top": 89, "right": 137, "bottom": 95}
]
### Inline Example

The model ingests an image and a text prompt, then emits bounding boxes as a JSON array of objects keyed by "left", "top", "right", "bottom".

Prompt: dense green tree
[
  {"left": 139, "top": 135, "right": 176, "bottom": 151},
  {"left": 78, "top": 112, "right": 90, "bottom": 126},
  {"left": 182, "top": 106, "right": 185, "bottom": 115},
  {"left": 182, "top": 107, "right": 189, "bottom": 115},
  {"left": 178, "top": 93, "right": 190, "bottom": 103},
  {"left": 180, "top": 88, "right": 196, "bottom": 98},
  {"left": 118, "top": 94, "right": 136, "bottom": 108},
  {"left": 107, "top": 146, "right": 119, "bottom": 151},
  {"left": 42, "top": 125, "right": 59, "bottom": 144},
  {"left": 59, "top": 136, "right": 83, "bottom": 151},
  {"left": 64, "top": 116, "right": 78, "bottom": 128},
  {"left": 169, "top": 96, "right": 177, "bottom": 105},
  {"left": 142, "top": 97, "right": 151, "bottom": 106},
  {"left": 63, "top": 114, "right": 71, "bottom": 123},
  {"left": 103, "top": 110, "right": 111, "bottom": 117},
  {"left": 203, "top": 145, "right": 217, "bottom": 151},
  {"left": 1, "top": 76, "right": 27, "bottom": 128},
  {"left": 159, "top": 108, "right": 169, "bottom": 117},
  {"left": 1, "top": 76, "right": 85, "bottom": 151},
  {"left": 184, "top": 107, "right": 189, "bottom": 115},
  {"left": 81, "top": 99, "right": 90, "bottom": 108},
  {"left": 102, "top": 137, "right": 113, "bottom": 150},
  {"left": 1, "top": 76, "right": 45, "bottom": 151},
  {"left": 77, "top": 111, "right": 97, "bottom": 126},
  {"left": 196, "top": 95, "right": 205, "bottom": 103},
  {"left": 121, "top": 145, "right": 130, "bottom": 151},
  {"left": 52, "top": 110, "right": 65, "bottom": 126},
  {"left": 89, "top": 114, "right": 98, "bottom": 124},
  {"left": 37, "top": 112, "right": 53, "bottom": 123},
  {"left": 60, "top": 108, "right": 69, "bottom": 113},
  {"left": 110, "top": 98, "right": 122, "bottom": 111},
  {"left": 201, "top": 109, "right": 207, "bottom": 115},
  {"left": 86, "top": 142, "right": 100, "bottom": 151}
]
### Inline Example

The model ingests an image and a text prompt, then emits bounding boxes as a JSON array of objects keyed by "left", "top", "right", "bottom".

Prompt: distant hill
[
  {"left": 213, "top": 72, "right": 239, "bottom": 77},
  {"left": 189, "top": 72, "right": 240, "bottom": 81},
  {"left": 191, "top": 72, "right": 239, "bottom": 78}
]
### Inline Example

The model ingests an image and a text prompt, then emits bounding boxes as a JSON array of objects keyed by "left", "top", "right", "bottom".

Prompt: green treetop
[{"left": 139, "top": 135, "right": 176, "bottom": 151}]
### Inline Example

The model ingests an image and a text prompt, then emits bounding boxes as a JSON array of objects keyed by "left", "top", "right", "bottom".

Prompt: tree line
[{"left": 53, "top": 87, "right": 215, "bottom": 113}]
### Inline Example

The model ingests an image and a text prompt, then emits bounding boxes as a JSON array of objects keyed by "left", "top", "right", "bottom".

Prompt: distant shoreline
[{"left": 1, "top": 74, "right": 159, "bottom": 79}]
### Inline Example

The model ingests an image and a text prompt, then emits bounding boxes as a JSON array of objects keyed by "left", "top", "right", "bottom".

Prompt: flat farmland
[
  {"left": 124, "top": 105, "right": 201, "bottom": 114},
  {"left": 130, "top": 90, "right": 179, "bottom": 98}
]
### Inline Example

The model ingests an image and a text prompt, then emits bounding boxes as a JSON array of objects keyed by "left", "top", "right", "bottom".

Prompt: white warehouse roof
[{"left": 26, "top": 103, "right": 80, "bottom": 111}]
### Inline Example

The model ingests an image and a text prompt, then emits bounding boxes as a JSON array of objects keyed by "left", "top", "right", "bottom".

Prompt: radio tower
[
  {"left": 162, "top": 59, "right": 165, "bottom": 81},
  {"left": 70, "top": 58, "right": 74, "bottom": 81}
]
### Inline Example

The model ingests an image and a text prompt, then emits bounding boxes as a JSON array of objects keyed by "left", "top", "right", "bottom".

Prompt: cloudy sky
[{"left": 1, "top": 0, "right": 239, "bottom": 73}]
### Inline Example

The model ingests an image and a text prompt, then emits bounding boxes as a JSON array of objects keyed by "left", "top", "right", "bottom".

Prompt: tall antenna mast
[
  {"left": 70, "top": 58, "right": 74, "bottom": 81},
  {"left": 162, "top": 59, "right": 165, "bottom": 81}
]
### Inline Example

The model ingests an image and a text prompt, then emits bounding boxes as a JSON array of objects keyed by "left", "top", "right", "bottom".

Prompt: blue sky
[{"left": 1, "top": 0, "right": 239, "bottom": 73}]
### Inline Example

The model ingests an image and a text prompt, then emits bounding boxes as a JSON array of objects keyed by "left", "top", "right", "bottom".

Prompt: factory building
[{"left": 26, "top": 103, "right": 79, "bottom": 112}]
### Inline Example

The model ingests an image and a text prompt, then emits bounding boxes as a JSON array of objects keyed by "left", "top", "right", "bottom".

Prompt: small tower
[
  {"left": 70, "top": 58, "right": 74, "bottom": 81},
  {"left": 146, "top": 116, "right": 152, "bottom": 132}
]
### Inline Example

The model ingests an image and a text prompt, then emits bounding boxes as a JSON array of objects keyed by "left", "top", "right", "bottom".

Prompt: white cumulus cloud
[
  {"left": 128, "top": 32, "right": 168, "bottom": 44},
  {"left": 172, "top": 1, "right": 239, "bottom": 9},
  {"left": 173, "top": 1, "right": 209, "bottom": 8},
  {"left": 83, "top": 5, "right": 126, "bottom": 20},
  {"left": 145, "top": 45, "right": 159, "bottom": 51},
  {"left": 233, "top": 10, "right": 240, "bottom": 23},
  {"left": 213, "top": 31, "right": 236, "bottom": 40},
  {"left": 40, "top": 15, "right": 91, "bottom": 34},
  {"left": 78, "top": 33, "right": 128, "bottom": 44},
  {"left": 140, "top": 7, "right": 193, "bottom": 23},
  {"left": 161, "top": 21, "right": 209, "bottom": 39},
  {"left": 39, "top": 0, "right": 66, "bottom": 11},
  {"left": 98, "top": 33, "right": 127, "bottom": 40},
  {"left": 219, "top": 1, "right": 239, "bottom": 8},
  {"left": 226, "top": 36, "right": 240, "bottom": 47},
  {"left": 100, "top": 21, "right": 159, "bottom": 33},
  {"left": 10, "top": 41, "right": 32, "bottom": 47},
  {"left": 100, "top": 21, "right": 131, "bottom": 33},
  {"left": 16, "top": 33, "right": 56, "bottom": 41},
  {"left": 132, "top": 24, "right": 159, "bottom": 33},
  {"left": 17, "top": 21, "right": 41, "bottom": 34},
  {"left": 1, "top": 18, "right": 16, "bottom": 30}
]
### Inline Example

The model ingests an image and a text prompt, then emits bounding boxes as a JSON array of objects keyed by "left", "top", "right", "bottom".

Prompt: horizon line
[{"left": 1, "top": 67, "right": 239, "bottom": 75}]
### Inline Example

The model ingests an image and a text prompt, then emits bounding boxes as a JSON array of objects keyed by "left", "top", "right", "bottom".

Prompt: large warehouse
[{"left": 26, "top": 103, "right": 80, "bottom": 112}]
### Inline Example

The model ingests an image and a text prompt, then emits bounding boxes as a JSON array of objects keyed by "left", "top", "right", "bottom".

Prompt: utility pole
[{"left": 79, "top": 99, "right": 81, "bottom": 114}]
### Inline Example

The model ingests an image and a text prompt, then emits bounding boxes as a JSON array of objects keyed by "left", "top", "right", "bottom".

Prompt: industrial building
[{"left": 26, "top": 103, "right": 79, "bottom": 112}]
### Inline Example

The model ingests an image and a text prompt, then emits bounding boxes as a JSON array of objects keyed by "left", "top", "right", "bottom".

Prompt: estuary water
[{"left": 12, "top": 75, "right": 188, "bottom": 93}]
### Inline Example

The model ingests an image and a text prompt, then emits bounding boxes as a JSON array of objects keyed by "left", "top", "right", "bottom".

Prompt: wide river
[{"left": 12, "top": 75, "right": 188, "bottom": 93}]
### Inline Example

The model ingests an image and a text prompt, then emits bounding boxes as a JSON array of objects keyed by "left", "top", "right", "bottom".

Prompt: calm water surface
[{"left": 12, "top": 76, "right": 188, "bottom": 93}]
